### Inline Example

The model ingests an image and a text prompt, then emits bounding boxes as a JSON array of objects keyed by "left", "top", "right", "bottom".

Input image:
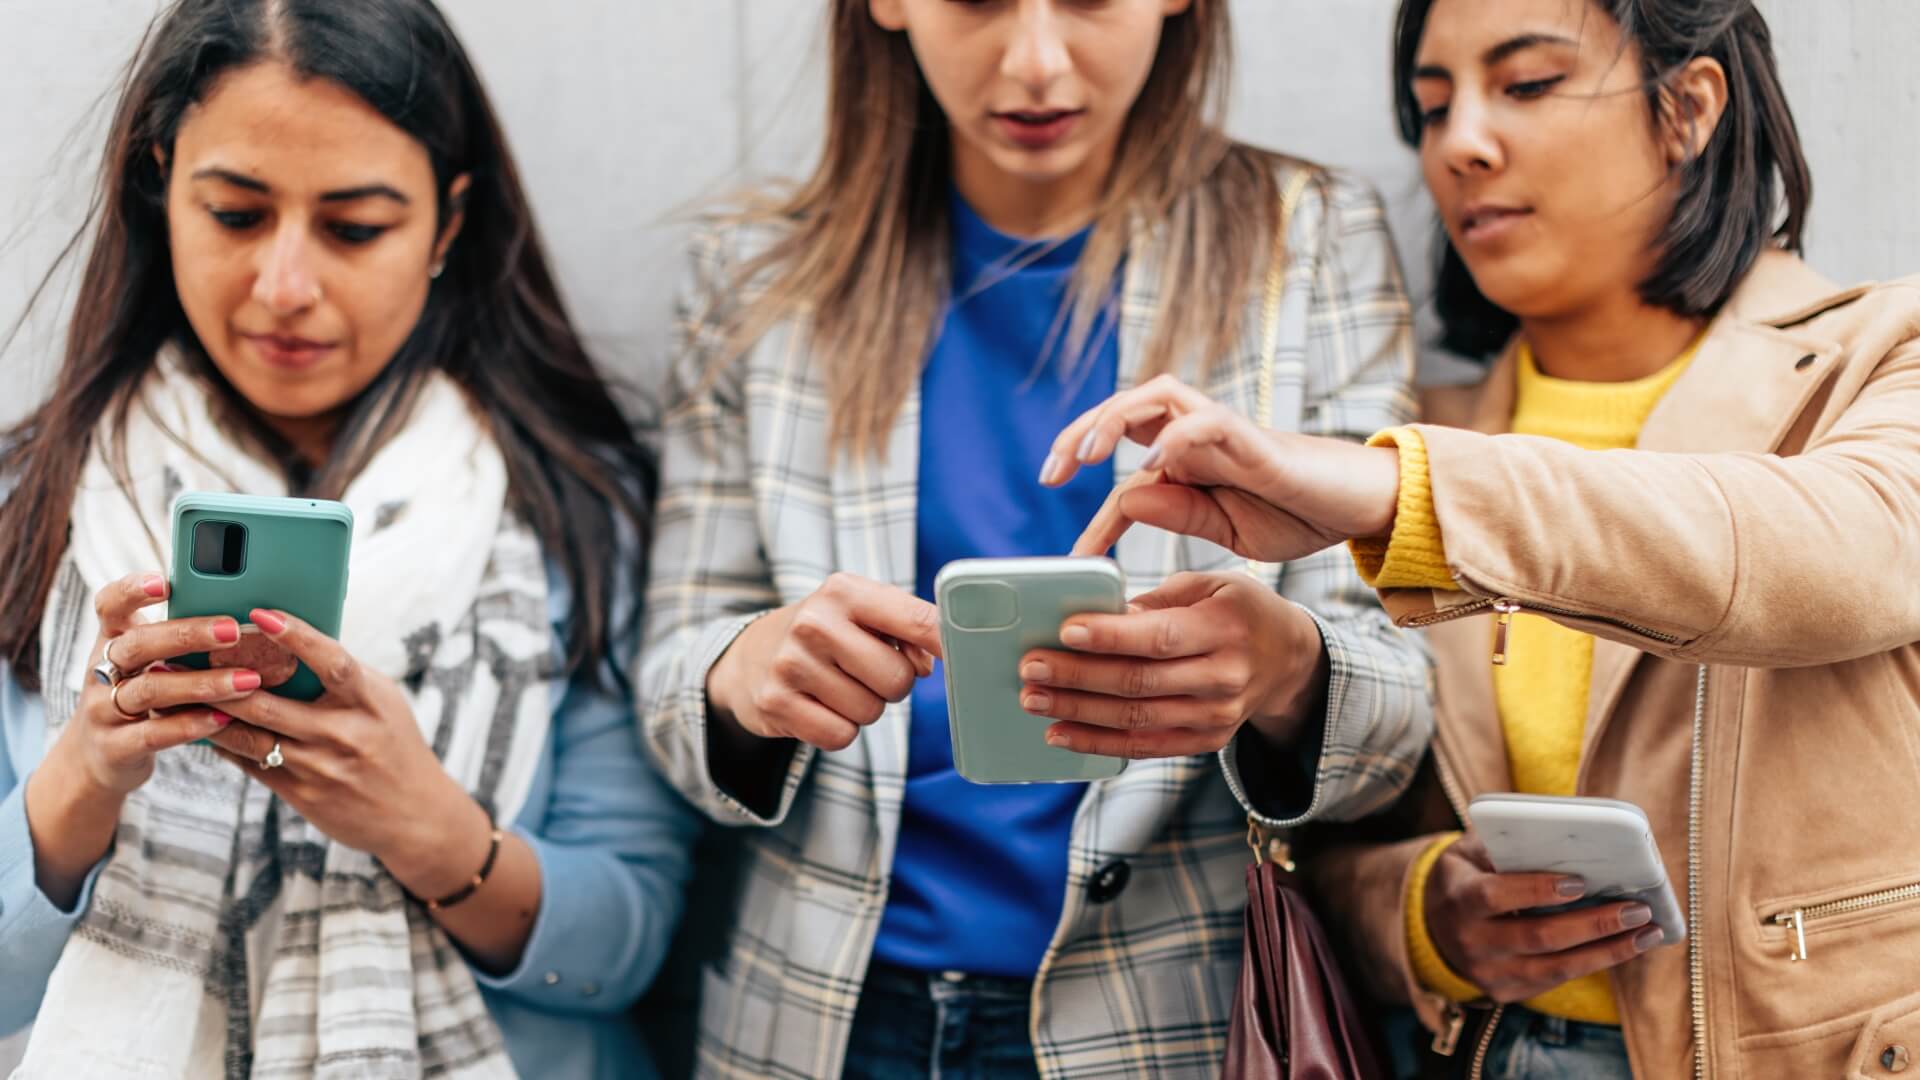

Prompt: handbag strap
[
  {"left": 1245, "top": 167, "right": 1317, "bottom": 871},
  {"left": 1254, "top": 166, "right": 1315, "bottom": 431},
  {"left": 1245, "top": 167, "right": 1315, "bottom": 586}
]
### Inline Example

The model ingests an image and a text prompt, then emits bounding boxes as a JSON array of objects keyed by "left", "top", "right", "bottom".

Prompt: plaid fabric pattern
[{"left": 638, "top": 161, "right": 1433, "bottom": 1079}]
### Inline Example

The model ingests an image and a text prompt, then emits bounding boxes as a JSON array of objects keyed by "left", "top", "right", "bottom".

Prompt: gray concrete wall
[{"left": 3, "top": 0, "right": 1916, "bottom": 426}]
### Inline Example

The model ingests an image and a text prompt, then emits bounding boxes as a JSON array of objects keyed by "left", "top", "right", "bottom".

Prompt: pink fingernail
[
  {"left": 1045, "top": 731, "right": 1069, "bottom": 748},
  {"left": 1021, "top": 661, "right": 1052, "bottom": 683},
  {"left": 213, "top": 620, "right": 240, "bottom": 644},
  {"left": 1060, "top": 625, "right": 1091, "bottom": 649},
  {"left": 1022, "top": 691, "right": 1053, "bottom": 713},
  {"left": 251, "top": 610, "right": 287, "bottom": 635},
  {"left": 1140, "top": 444, "right": 1164, "bottom": 471},
  {"left": 1039, "top": 453, "right": 1063, "bottom": 486},
  {"left": 231, "top": 670, "right": 262, "bottom": 692},
  {"left": 142, "top": 574, "right": 167, "bottom": 598},
  {"left": 1076, "top": 431, "right": 1099, "bottom": 462},
  {"left": 213, "top": 711, "right": 233, "bottom": 727}
]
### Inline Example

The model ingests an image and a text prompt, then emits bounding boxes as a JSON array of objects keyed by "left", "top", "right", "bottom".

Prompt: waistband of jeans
[{"left": 863, "top": 960, "right": 1035, "bottom": 1003}]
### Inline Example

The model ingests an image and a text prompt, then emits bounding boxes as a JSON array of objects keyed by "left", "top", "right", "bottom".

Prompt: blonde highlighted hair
[{"left": 716, "top": 0, "right": 1302, "bottom": 457}]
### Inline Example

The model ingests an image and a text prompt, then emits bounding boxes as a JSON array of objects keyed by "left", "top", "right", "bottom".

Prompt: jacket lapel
[
  {"left": 828, "top": 375, "right": 923, "bottom": 796},
  {"left": 1579, "top": 256, "right": 1855, "bottom": 761}
]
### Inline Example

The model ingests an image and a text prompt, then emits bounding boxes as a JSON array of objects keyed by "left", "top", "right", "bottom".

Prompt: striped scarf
[{"left": 15, "top": 351, "right": 549, "bottom": 1078}]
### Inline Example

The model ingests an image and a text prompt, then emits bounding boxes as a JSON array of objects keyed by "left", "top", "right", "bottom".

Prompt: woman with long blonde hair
[{"left": 640, "top": 1, "right": 1431, "bottom": 1075}]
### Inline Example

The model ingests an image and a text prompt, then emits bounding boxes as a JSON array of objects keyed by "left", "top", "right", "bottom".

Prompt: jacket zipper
[
  {"left": 1466, "top": 1004, "right": 1505, "bottom": 1080},
  {"left": 1767, "top": 882, "right": 1920, "bottom": 961},
  {"left": 1687, "top": 665, "right": 1708, "bottom": 1080},
  {"left": 1404, "top": 596, "right": 1683, "bottom": 666}
]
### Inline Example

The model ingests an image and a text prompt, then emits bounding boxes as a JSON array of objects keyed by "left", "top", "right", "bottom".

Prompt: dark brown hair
[
  {"left": 1393, "top": 0, "right": 1813, "bottom": 358},
  {"left": 0, "top": 0, "right": 655, "bottom": 690}
]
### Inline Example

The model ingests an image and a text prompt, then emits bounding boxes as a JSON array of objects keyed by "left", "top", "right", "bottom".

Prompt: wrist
[
  {"left": 25, "top": 744, "right": 126, "bottom": 908},
  {"left": 381, "top": 782, "right": 492, "bottom": 901},
  {"left": 1246, "top": 601, "right": 1331, "bottom": 746}
]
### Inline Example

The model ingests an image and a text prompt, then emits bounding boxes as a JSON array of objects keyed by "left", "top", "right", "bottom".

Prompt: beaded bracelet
[{"left": 426, "top": 808, "right": 504, "bottom": 914}]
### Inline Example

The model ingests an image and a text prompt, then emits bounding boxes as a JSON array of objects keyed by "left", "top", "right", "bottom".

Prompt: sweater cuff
[
  {"left": 1350, "top": 427, "right": 1457, "bottom": 591},
  {"left": 1405, "top": 832, "right": 1483, "bottom": 1004}
]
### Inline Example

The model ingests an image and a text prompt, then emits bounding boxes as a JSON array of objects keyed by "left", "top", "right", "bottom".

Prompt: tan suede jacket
[{"left": 1310, "top": 252, "right": 1920, "bottom": 1080}]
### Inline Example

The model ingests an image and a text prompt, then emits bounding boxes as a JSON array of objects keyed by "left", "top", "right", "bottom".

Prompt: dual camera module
[{"left": 190, "top": 519, "right": 248, "bottom": 576}]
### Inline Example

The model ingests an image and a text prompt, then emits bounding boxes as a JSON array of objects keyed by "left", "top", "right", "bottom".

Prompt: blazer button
[
  {"left": 1088, "top": 860, "right": 1131, "bottom": 903},
  {"left": 1884, "top": 1045, "right": 1911, "bottom": 1073}
]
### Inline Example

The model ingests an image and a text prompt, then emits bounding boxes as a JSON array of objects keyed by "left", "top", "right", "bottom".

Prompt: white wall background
[
  {"left": 3, "top": 0, "right": 1918, "bottom": 417},
  {"left": 0, "top": 1, "right": 1915, "bottom": 1070}
]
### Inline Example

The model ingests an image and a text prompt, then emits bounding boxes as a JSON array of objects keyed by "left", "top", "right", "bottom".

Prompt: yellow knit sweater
[{"left": 1351, "top": 339, "right": 1698, "bottom": 1026}]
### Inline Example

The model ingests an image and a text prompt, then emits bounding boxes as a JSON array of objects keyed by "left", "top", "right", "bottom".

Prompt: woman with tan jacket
[{"left": 1042, "top": 0, "right": 1920, "bottom": 1076}]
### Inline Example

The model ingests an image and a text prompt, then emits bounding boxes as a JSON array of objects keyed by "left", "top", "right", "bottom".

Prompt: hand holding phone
[
  {"left": 1420, "top": 794, "right": 1684, "bottom": 1004},
  {"left": 706, "top": 573, "right": 941, "bottom": 752}
]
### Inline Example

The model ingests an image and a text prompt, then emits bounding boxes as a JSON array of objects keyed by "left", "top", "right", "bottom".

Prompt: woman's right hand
[
  {"left": 1423, "top": 835, "right": 1669, "bottom": 1004},
  {"left": 27, "top": 572, "right": 262, "bottom": 907},
  {"left": 49, "top": 572, "right": 262, "bottom": 798},
  {"left": 1043, "top": 375, "right": 1402, "bottom": 564},
  {"left": 707, "top": 573, "right": 941, "bottom": 752}
]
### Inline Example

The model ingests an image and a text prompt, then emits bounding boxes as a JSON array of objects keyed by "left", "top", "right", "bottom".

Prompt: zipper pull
[
  {"left": 1431, "top": 1001, "right": 1467, "bottom": 1056},
  {"left": 1772, "top": 909, "right": 1809, "bottom": 961},
  {"left": 1490, "top": 600, "right": 1522, "bottom": 666}
]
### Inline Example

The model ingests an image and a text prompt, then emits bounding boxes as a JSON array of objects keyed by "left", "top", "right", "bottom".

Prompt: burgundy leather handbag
[{"left": 1223, "top": 822, "right": 1388, "bottom": 1080}]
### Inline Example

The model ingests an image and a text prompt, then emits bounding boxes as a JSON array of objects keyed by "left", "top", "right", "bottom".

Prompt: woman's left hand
[
  {"left": 1018, "top": 572, "right": 1329, "bottom": 759},
  {"left": 205, "top": 609, "right": 490, "bottom": 900}
]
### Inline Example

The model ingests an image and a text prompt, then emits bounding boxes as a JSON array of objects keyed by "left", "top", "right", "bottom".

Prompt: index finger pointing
[{"left": 1070, "top": 470, "right": 1160, "bottom": 557}]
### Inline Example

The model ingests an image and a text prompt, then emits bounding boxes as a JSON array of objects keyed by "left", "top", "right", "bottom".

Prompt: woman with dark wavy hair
[{"left": 0, "top": 2, "right": 694, "bottom": 1076}]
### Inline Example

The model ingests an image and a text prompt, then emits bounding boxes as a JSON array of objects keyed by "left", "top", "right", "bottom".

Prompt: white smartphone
[
  {"left": 1467, "top": 793, "right": 1687, "bottom": 945},
  {"left": 935, "top": 556, "right": 1129, "bottom": 784}
]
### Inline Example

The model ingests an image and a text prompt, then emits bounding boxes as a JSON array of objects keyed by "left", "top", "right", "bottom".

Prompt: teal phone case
[
  {"left": 168, "top": 493, "right": 352, "bottom": 702},
  {"left": 936, "top": 557, "right": 1129, "bottom": 784}
]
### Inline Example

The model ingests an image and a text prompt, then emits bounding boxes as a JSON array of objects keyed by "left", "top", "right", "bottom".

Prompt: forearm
[
  {"left": 382, "top": 788, "right": 541, "bottom": 975},
  {"left": 22, "top": 746, "right": 122, "bottom": 911}
]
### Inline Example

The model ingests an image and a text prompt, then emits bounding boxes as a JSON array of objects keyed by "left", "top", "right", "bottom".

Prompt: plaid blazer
[{"left": 638, "top": 161, "right": 1433, "bottom": 1079}]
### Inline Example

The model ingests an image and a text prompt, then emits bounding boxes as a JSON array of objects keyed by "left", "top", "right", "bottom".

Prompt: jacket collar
[{"left": 1427, "top": 251, "right": 1870, "bottom": 777}]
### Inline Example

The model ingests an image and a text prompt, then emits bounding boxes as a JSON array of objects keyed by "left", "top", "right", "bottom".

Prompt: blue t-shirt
[{"left": 872, "top": 193, "right": 1118, "bottom": 977}]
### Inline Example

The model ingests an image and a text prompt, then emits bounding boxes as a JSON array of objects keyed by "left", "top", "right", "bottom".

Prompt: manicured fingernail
[
  {"left": 1039, "top": 453, "right": 1063, "bottom": 486},
  {"left": 1060, "top": 625, "right": 1090, "bottom": 649},
  {"left": 251, "top": 610, "right": 287, "bottom": 635},
  {"left": 142, "top": 574, "right": 167, "bottom": 598},
  {"left": 231, "top": 670, "right": 262, "bottom": 692},
  {"left": 1076, "top": 431, "right": 1100, "bottom": 462},
  {"left": 1022, "top": 661, "right": 1052, "bottom": 683},
  {"left": 1555, "top": 877, "right": 1587, "bottom": 899},
  {"left": 1620, "top": 904, "right": 1653, "bottom": 929},
  {"left": 1634, "top": 928, "right": 1665, "bottom": 951},
  {"left": 211, "top": 711, "right": 233, "bottom": 727},
  {"left": 1022, "top": 691, "right": 1053, "bottom": 713},
  {"left": 213, "top": 620, "right": 240, "bottom": 644},
  {"left": 1045, "top": 731, "right": 1069, "bottom": 748},
  {"left": 1139, "top": 444, "right": 1164, "bottom": 471}
]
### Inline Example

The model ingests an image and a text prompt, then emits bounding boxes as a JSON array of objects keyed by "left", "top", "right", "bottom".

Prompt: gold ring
[{"left": 108, "top": 678, "right": 143, "bottom": 720}]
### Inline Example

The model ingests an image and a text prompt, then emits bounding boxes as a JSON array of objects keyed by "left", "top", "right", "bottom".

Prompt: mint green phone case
[
  {"left": 168, "top": 493, "right": 352, "bottom": 702},
  {"left": 936, "top": 557, "right": 1129, "bottom": 784}
]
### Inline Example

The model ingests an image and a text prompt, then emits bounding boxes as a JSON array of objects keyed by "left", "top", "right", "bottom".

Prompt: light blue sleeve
[
  {"left": 0, "top": 663, "right": 109, "bottom": 1037},
  {"left": 470, "top": 557, "right": 703, "bottom": 1016}
]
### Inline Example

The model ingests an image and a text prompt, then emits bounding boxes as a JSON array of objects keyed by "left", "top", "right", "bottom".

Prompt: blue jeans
[
  {"left": 842, "top": 962, "right": 1041, "bottom": 1080},
  {"left": 1483, "top": 1009, "right": 1633, "bottom": 1080}
]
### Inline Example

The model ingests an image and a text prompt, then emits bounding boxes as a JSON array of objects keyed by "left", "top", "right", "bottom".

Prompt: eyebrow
[
  {"left": 189, "top": 167, "right": 410, "bottom": 205},
  {"left": 1413, "top": 32, "right": 1580, "bottom": 81}
]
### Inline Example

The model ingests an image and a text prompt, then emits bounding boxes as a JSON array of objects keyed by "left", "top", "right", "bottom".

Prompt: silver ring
[
  {"left": 261, "top": 741, "right": 285, "bottom": 770},
  {"left": 93, "top": 637, "right": 129, "bottom": 686}
]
